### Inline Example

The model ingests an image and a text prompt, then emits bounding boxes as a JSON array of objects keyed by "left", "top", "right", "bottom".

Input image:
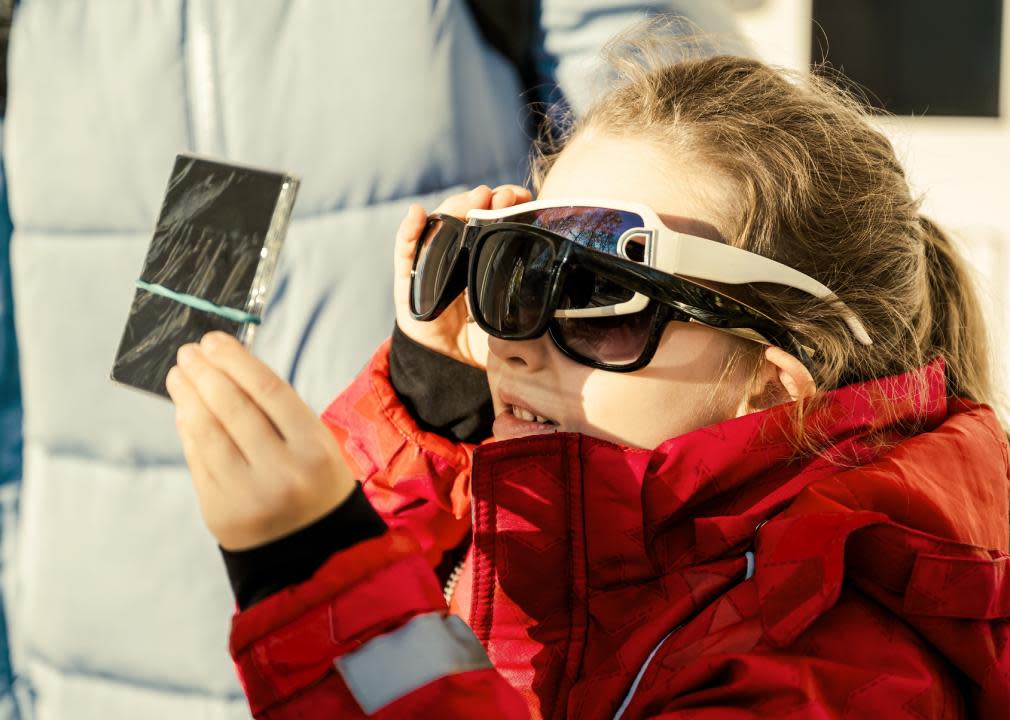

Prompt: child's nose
[{"left": 487, "top": 334, "right": 551, "bottom": 373}]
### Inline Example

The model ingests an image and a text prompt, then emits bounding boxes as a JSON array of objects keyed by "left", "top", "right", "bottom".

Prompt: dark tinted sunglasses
[{"left": 410, "top": 213, "right": 814, "bottom": 371}]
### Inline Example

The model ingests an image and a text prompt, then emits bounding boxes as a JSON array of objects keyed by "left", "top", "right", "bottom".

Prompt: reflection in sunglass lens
[
  {"left": 506, "top": 207, "right": 645, "bottom": 256},
  {"left": 474, "top": 230, "right": 557, "bottom": 336},
  {"left": 554, "top": 268, "right": 658, "bottom": 365},
  {"left": 552, "top": 309, "right": 659, "bottom": 366},
  {"left": 561, "top": 266, "right": 634, "bottom": 309},
  {"left": 412, "top": 218, "right": 462, "bottom": 316}
]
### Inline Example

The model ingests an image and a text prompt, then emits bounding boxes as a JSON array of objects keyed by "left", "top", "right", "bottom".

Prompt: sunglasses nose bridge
[{"left": 456, "top": 223, "right": 485, "bottom": 277}]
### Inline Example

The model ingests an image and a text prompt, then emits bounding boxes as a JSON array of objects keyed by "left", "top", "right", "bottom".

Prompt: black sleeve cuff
[
  {"left": 388, "top": 322, "right": 494, "bottom": 444},
  {"left": 220, "top": 483, "right": 387, "bottom": 610}
]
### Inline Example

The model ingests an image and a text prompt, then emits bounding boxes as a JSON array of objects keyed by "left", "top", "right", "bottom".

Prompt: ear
[{"left": 735, "top": 345, "right": 817, "bottom": 417}]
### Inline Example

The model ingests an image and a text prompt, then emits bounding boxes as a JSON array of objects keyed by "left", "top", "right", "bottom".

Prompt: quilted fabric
[{"left": 6, "top": 1, "right": 705, "bottom": 717}]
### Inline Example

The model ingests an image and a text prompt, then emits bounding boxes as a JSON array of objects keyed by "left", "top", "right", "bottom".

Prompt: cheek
[
  {"left": 574, "top": 327, "right": 749, "bottom": 448},
  {"left": 485, "top": 357, "right": 504, "bottom": 417},
  {"left": 577, "top": 374, "right": 724, "bottom": 448}
]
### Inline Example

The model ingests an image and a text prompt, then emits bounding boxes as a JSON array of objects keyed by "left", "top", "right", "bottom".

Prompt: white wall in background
[{"left": 731, "top": 0, "right": 811, "bottom": 70}]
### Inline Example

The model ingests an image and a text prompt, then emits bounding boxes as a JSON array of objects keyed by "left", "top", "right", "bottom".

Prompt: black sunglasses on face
[{"left": 411, "top": 215, "right": 814, "bottom": 372}]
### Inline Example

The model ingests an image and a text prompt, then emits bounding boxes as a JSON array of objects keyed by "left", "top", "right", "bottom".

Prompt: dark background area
[{"left": 812, "top": 0, "right": 1003, "bottom": 117}]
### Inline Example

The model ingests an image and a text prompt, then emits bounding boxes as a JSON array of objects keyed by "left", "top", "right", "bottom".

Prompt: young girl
[{"left": 166, "top": 26, "right": 1010, "bottom": 719}]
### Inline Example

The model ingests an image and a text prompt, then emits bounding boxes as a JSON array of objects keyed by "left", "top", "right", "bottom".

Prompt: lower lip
[{"left": 492, "top": 411, "right": 560, "bottom": 441}]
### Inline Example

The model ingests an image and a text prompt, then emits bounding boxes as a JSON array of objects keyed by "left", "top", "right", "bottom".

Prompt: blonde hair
[{"left": 531, "top": 19, "right": 1008, "bottom": 443}]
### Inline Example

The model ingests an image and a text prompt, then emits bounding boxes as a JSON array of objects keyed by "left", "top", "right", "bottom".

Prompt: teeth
[
  {"left": 510, "top": 405, "right": 553, "bottom": 425},
  {"left": 512, "top": 406, "right": 535, "bottom": 422}
]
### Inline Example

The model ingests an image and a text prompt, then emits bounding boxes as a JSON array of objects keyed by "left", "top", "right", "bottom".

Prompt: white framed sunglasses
[
  {"left": 465, "top": 197, "right": 872, "bottom": 346},
  {"left": 409, "top": 197, "right": 871, "bottom": 372}
]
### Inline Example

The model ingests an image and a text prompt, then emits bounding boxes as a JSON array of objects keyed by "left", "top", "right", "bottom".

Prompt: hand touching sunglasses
[{"left": 409, "top": 198, "right": 871, "bottom": 372}]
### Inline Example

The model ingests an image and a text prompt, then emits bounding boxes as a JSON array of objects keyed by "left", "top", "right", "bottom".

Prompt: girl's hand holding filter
[
  {"left": 167, "top": 185, "right": 533, "bottom": 550},
  {"left": 166, "top": 332, "right": 356, "bottom": 551},
  {"left": 393, "top": 184, "right": 533, "bottom": 368}
]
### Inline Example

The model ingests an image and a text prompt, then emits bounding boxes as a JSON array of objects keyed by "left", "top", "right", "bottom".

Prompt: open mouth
[
  {"left": 507, "top": 404, "right": 559, "bottom": 426},
  {"left": 493, "top": 396, "right": 562, "bottom": 441}
]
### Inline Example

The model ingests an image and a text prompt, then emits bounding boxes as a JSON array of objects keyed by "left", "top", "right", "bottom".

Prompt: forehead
[{"left": 538, "top": 131, "right": 736, "bottom": 241}]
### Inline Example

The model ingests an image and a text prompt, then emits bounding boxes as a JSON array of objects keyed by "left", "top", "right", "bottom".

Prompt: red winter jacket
[{"left": 230, "top": 341, "right": 1010, "bottom": 719}]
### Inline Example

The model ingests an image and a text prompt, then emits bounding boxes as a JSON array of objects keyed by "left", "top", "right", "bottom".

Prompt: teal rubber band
[{"left": 135, "top": 279, "right": 261, "bottom": 325}]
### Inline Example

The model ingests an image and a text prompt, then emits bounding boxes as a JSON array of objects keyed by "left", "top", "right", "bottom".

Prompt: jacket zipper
[
  {"left": 443, "top": 557, "right": 466, "bottom": 605},
  {"left": 184, "top": 0, "right": 226, "bottom": 155},
  {"left": 612, "top": 551, "right": 756, "bottom": 719}
]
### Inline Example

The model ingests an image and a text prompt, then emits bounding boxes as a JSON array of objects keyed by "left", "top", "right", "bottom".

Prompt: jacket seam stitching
[{"left": 365, "top": 358, "right": 468, "bottom": 475}]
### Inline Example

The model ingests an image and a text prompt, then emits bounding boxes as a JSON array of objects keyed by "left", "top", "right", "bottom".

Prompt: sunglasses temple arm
[
  {"left": 663, "top": 232, "right": 872, "bottom": 346},
  {"left": 577, "top": 248, "right": 821, "bottom": 372}
]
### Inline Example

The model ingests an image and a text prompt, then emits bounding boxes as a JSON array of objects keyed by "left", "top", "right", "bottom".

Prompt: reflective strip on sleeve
[{"left": 335, "top": 612, "right": 493, "bottom": 714}]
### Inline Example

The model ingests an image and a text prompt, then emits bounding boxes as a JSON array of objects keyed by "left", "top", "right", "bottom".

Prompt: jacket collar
[
  {"left": 472, "top": 358, "right": 953, "bottom": 582},
  {"left": 465, "top": 359, "right": 1009, "bottom": 718}
]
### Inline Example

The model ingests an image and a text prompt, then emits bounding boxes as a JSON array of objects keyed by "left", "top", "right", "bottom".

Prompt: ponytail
[
  {"left": 531, "top": 30, "right": 1010, "bottom": 444},
  {"left": 919, "top": 216, "right": 1003, "bottom": 420}
]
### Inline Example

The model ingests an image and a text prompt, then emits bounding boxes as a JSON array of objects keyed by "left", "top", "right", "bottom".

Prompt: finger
[
  {"left": 491, "top": 184, "right": 532, "bottom": 209},
  {"left": 166, "top": 363, "right": 250, "bottom": 485},
  {"left": 168, "top": 366, "right": 280, "bottom": 549},
  {"left": 395, "top": 204, "right": 427, "bottom": 258},
  {"left": 490, "top": 186, "right": 515, "bottom": 209},
  {"left": 498, "top": 184, "right": 532, "bottom": 199},
  {"left": 433, "top": 185, "right": 493, "bottom": 219},
  {"left": 167, "top": 368, "right": 215, "bottom": 486},
  {"left": 174, "top": 343, "right": 288, "bottom": 465},
  {"left": 193, "top": 333, "right": 320, "bottom": 443},
  {"left": 394, "top": 204, "right": 428, "bottom": 283},
  {"left": 173, "top": 416, "right": 222, "bottom": 509}
]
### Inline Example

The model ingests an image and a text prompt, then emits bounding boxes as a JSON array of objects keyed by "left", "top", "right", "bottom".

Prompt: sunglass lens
[
  {"left": 411, "top": 218, "right": 462, "bottom": 317},
  {"left": 473, "top": 229, "right": 558, "bottom": 336},
  {"left": 552, "top": 311, "right": 658, "bottom": 366},
  {"left": 505, "top": 207, "right": 645, "bottom": 256},
  {"left": 553, "top": 268, "right": 659, "bottom": 366}
]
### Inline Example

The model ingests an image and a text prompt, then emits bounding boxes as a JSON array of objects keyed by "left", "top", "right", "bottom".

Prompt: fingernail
[
  {"left": 201, "top": 332, "right": 222, "bottom": 352},
  {"left": 177, "top": 344, "right": 197, "bottom": 366}
]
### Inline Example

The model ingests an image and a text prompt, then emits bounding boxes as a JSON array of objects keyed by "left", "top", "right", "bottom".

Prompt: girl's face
[{"left": 486, "top": 132, "right": 755, "bottom": 448}]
